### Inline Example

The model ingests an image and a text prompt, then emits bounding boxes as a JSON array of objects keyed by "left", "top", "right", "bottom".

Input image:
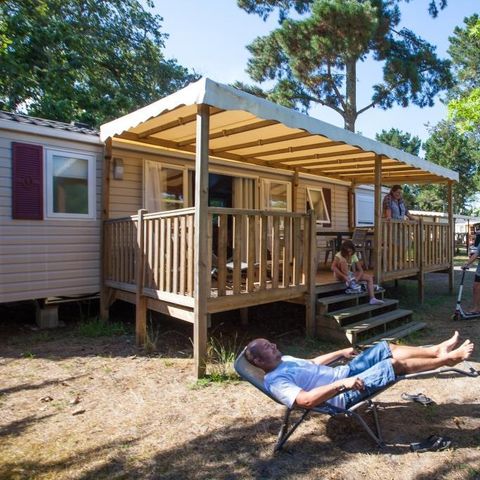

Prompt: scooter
[{"left": 452, "top": 265, "right": 480, "bottom": 321}]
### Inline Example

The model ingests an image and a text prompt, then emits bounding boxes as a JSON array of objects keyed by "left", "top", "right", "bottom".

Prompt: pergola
[{"left": 101, "top": 77, "right": 459, "bottom": 376}]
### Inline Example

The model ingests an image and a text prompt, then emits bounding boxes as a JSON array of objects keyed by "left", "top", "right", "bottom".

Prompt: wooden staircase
[{"left": 314, "top": 283, "right": 426, "bottom": 346}]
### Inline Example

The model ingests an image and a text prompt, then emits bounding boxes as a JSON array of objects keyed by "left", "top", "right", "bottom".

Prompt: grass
[
  {"left": 76, "top": 317, "right": 127, "bottom": 338},
  {"left": 190, "top": 333, "right": 243, "bottom": 387}
]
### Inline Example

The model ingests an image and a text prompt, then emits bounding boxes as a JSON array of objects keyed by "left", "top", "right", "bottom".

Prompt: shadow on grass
[
  {"left": 0, "top": 374, "right": 88, "bottom": 397},
  {"left": 0, "top": 413, "right": 55, "bottom": 439},
  {"left": 1, "top": 399, "right": 479, "bottom": 479}
]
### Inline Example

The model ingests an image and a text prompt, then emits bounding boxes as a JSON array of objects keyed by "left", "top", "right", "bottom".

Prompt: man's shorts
[{"left": 342, "top": 341, "right": 396, "bottom": 408}]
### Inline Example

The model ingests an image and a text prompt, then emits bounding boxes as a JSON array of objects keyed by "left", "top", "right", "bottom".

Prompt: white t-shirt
[{"left": 264, "top": 355, "right": 350, "bottom": 409}]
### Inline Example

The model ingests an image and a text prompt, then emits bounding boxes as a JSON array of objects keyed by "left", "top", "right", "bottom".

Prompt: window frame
[
  {"left": 143, "top": 160, "right": 189, "bottom": 212},
  {"left": 45, "top": 148, "right": 96, "bottom": 220},
  {"left": 260, "top": 179, "right": 292, "bottom": 212},
  {"left": 307, "top": 187, "right": 331, "bottom": 225}
]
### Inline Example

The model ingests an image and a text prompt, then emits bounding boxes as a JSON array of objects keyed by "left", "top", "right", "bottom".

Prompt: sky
[{"left": 152, "top": 0, "right": 478, "bottom": 144}]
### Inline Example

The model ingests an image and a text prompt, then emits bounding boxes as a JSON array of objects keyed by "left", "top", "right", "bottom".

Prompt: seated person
[
  {"left": 332, "top": 240, "right": 383, "bottom": 305},
  {"left": 245, "top": 332, "right": 473, "bottom": 410}
]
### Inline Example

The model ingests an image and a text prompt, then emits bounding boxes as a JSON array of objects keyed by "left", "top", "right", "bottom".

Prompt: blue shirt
[{"left": 264, "top": 355, "right": 350, "bottom": 409}]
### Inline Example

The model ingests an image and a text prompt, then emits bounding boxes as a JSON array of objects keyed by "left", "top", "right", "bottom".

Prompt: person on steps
[{"left": 331, "top": 240, "right": 383, "bottom": 305}]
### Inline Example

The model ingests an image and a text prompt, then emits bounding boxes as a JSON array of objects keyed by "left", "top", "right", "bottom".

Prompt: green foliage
[
  {"left": 420, "top": 121, "right": 480, "bottom": 214},
  {"left": 237, "top": 0, "right": 452, "bottom": 131},
  {"left": 206, "top": 334, "right": 241, "bottom": 381},
  {"left": 375, "top": 128, "right": 421, "bottom": 155},
  {"left": 447, "top": 15, "right": 480, "bottom": 133},
  {"left": 375, "top": 127, "right": 422, "bottom": 208},
  {"left": 449, "top": 89, "right": 480, "bottom": 133},
  {"left": 76, "top": 318, "right": 126, "bottom": 337},
  {"left": 0, "top": 0, "right": 198, "bottom": 127}
]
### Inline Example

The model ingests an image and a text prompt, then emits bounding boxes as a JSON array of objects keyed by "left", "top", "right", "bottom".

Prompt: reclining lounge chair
[{"left": 234, "top": 347, "right": 479, "bottom": 453}]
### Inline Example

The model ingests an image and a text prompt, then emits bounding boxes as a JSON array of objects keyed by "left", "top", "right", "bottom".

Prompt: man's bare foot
[
  {"left": 438, "top": 331, "right": 460, "bottom": 356},
  {"left": 446, "top": 340, "right": 474, "bottom": 366}
]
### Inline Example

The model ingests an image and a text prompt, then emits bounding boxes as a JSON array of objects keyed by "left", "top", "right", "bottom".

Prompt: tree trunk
[{"left": 344, "top": 59, "right": 357, "bottom": 132}]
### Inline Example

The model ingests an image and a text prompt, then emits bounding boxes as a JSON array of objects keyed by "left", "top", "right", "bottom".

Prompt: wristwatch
[{"left": 337, "top": 384, "right": 347, "bottom": 393}]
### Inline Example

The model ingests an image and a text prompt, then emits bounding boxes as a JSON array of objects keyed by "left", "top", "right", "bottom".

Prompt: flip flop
[
  {"left": 401, "top": 392, "right": 435, "bottom": 406},
  {"left": 410, "top": 434, "right": 453, "bottom": 453}
]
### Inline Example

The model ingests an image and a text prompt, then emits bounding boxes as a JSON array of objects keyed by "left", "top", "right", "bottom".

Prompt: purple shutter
[{"left": 12, "top": 142, "right": 44, "bottom": 220}]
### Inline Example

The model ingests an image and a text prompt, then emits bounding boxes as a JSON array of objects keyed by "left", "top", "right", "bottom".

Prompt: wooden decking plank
[
  {"left": 343, "top": 308, "right": 413, "bottom": 334},
  {"left": 357, "top": 321, "right": 427, "bottom": 347},
  {"left": 328, "top": 299, "right": 398, "bottom": 321}
]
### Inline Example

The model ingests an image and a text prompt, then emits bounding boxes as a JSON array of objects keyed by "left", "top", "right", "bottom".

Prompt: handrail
[{"left": 208, "top": 207, "right": 306, "bottom": 218}]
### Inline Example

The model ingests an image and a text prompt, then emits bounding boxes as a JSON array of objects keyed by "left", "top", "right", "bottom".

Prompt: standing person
[
  {"left": 383, "top": 185, "right": 413, "bottom": 220},
  {"left": 331, "top": 240, "right": 383, "bottom": 305},
  {"left": 463, "top": 245, "right": 480, "bottom": 314}
]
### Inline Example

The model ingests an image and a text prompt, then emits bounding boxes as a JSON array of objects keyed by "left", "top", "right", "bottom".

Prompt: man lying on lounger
[{"left": 245, "top": 332, "right": 474, "bottom": 410}]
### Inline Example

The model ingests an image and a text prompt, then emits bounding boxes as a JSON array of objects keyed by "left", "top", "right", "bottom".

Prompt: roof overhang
[{"left": 101, "top": 77, "right": 458, "bottom": 185}]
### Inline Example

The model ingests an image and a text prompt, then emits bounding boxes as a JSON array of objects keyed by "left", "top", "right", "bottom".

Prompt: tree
[
  {"left": 447, "top": 15, "right": 480, "bottom": 133},
  {"left": 419, "top": 121, "right": 480, "bottom": 214},
  {"left": 375, "top": 127, "right": 421, "bottom": 208},
  {"left": 236, "top": 0, "right": 452, "bottom": 131},
  {"left": 0, "top": 0, "right": 198, "bottom": 127},
  {"left": 375, "top": 128, "right": 421, "bottom": 155}
]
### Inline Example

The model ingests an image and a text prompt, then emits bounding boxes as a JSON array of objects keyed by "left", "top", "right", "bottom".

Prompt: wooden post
[
  {"left": 100, "top": 138, "right": 113, "bottom": 320},
  {"left": 348, "top": 183, "right": 355, "bottom": 230},
  {"left": 194, "top": 104, "right": 210, "bottom": 378},
  {"left": 305, "top": 210, "right": 317, "bottom": 337},
  {"left": 447, "top": 181, "right": 454, "bottom": 293},
  {"left": 418, "top": 218, "right": 425, "bottom": 304},
  {"left": 373, "top": 155, "right": 382, "bottom": 284},
  {"left": 135, "top": 209, "right": 147, "bottom": 346},
  {"left": 292, "top": 169, "right": 299, "bottom": 212}
]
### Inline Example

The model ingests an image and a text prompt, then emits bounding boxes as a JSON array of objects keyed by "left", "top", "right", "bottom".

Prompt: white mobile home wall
[{"left": 0, "top": 116, "right": 104, "bottom": 303}]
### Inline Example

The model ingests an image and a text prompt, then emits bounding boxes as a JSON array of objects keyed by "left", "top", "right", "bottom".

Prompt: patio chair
[
  {"left": 234, "top": 347, "right": 479, "bottom": 453},
  {"left": 351, "top": 228, "right": 371, "bottom": 269}
]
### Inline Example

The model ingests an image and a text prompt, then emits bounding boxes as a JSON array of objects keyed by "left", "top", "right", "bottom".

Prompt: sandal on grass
[
  {"left": 401, "top": 392, "right": 435, "bottom": 406},
  {"left": 410, "top": 434, "right": 453, "bottom": 453}
]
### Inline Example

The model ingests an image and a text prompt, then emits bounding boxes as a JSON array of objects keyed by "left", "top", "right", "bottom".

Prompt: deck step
[
  {"left": 356, "top": 321, "right": 427, "bottom": 348},
  {"left": 328, "top": 299, "right": 398, "bottom": 323},
  {"left": 343, "top": 308, "right": 412, "bottom": 334},
  {"left": 315, "top": 282, "right": 346, "bottom": 296},
  {"left": 317, "top": 288, "right": 385, "bottom": 306}
]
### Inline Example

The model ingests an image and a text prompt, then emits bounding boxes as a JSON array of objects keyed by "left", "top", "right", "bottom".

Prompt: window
[
  {"left": 307, "top": 188, "right": 331, "bottom": 225},
  {"left": 260, "top": 180, "right": 291, "bottom": 211},
  {"left": 46, "top": 149, "right": 96, "bottom": 219},
  {"left": 144, "top": 161, "right": 188, "bottom": 212},
  {"left": 355, "top": 193, "right": 374, "bottom": 226}
]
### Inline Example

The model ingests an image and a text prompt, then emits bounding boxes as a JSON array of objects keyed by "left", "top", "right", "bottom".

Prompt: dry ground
[{"left": 1, "top": 267, "right": 480, "bottom": 480}]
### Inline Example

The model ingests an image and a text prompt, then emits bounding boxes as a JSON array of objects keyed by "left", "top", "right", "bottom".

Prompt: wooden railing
[
  {"left": 208, "top": 207, "right": 313, "bottom": 297},
  {"left": 422, "top": 221, "right": 451, "bottom": 269},
  {"left": 104, "top": 207, "right": 313, "bottom": 302},
  {"left": 378, "top": 219, "right": 452, "bottom": 280},
  {"left": 380, "top": 220, "right": 419, "bottom": 274},
  {"left": 104, "top": 215, "right": 138, "bottom": 288}
]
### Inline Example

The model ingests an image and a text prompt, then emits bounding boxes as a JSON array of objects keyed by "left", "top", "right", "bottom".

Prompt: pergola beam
[
  {"left": 177, "top": 119, "right": 279, "bottom": 146},
  {"left": 138, "top": 107, "right": 224, "bottom": 138},
  {"left": 262, "top": 147, "right": 366, "bottom": 165}
]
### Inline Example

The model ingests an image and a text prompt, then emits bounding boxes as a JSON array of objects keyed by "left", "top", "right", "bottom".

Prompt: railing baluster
[
  {"left": 247, "top": 215, "right": 256, "bottom": 293},
  {"left": 179, "top": 215, "right": 186, "bottom": 295},
  {"left": 283, "top": 216, "right": 291, "bottom": 287},
  {"left": 172, "top": 216, "right": 179, "bottom": 294},
  {"left": 259, "top": 214, "right": 268, "bottom": 290},
  {"left": 217, "top": 214, "right": 227, "bottom": 297},
  {"left": 187, "top": 214, "right": 194, "bottom": 296}
]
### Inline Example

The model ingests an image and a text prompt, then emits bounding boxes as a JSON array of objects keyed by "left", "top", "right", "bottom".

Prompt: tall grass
[
  {"left": 77, "top": 318, "right": 126, "bottom": 337},
  {"left": 206, "top": 333, "right": 242, "bottom": 382}
]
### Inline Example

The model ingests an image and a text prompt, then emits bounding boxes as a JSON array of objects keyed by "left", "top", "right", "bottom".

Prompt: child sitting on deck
[{"left": 332, "top": 240, "right": 384, "bottom": 306}]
